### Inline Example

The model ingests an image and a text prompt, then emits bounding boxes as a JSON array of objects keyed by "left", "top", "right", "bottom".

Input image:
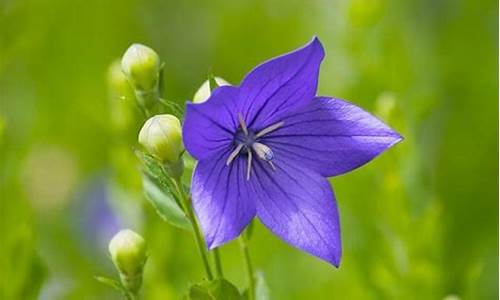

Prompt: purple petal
[
  {"left": 237, "top": 37, "right": 325, "bottom": 130},
  {"left": 263, "top": 97, "right": 402, "bottom": 177},
  {"left": 183, "top": 86, "right": 239, "bottom": 160},
  {"left": 250, "top": 154, "right": 341, "bottom": 266},
  {"left": 191, "top": 149, "right": 256, "bottom": 248}
]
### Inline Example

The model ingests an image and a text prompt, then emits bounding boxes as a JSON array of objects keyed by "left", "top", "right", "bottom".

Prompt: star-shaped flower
[{"left": 182, "top": 37, "right": 402, "bottom": 266}]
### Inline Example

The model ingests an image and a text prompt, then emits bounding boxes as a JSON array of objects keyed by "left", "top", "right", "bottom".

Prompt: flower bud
[
  {"left": 108, "top": 229, "right": 147, "bottom": 293},
  {"left": 121, "top": 44, "right": 161, "bottom": 91},
  {"left": 138, "top": 114, "right": 183, "bottom": 164},
  {"left": 108, "top": 60, "right": 135, "bottom": 100},
  {"left": 109, "top": 229, "right": 147, "bottom": 275},
  {"left": 107, "top": 60, "right": 135, "bottom": 133},
  {"left": 121, "top": 44, "right": 161, "bottom": 110},
  {"left": 193, "top": 77, "right": 230, "bottom": 103}
]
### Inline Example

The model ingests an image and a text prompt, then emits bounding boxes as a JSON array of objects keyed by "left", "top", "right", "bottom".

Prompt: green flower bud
[
  {"left": 121, "top": 43, "right": 161, "bottom": 91},
  {"left": 193, "top": 77, "right": 230, "bottom": 103},
  {"left": 109, "top": 229, "right": 147, "bottom": 275},
  {"left": 108, "top": 229, "right": 147, "bottom": 293},
  {"left": 121, "top": 44, "right": 161, "bottom": 110},
  {"left": 108, "top": 60, "right": 135, "bottom": 100},
  {"left": 107, "top": 60, "right": 135, "bottom": 133},
  {"left": 138, "top": 114, "right": 184, "bottom": 164}
]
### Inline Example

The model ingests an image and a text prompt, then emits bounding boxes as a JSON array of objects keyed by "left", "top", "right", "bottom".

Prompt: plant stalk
[
  {"left": 175, "top": 178, "right": 214, "bottom": 280},
  {"left": 239, "top": 235, "right": 255, "bottom": 300},
  {"left": 213, "top": 248, "right": 224, "bottom": 278}
]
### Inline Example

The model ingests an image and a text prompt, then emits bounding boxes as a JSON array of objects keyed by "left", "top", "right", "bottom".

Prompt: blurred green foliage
[{"left": 0, "top": 0, "right": 497, "bottom": 299}]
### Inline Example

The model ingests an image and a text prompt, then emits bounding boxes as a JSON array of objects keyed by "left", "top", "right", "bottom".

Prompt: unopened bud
[
  {"left": 193, "top": 77, "right": 230, "bottom": 103},
  {"left": 122, "top": 44, "right": 160, "bottom": 91},
  {"left": 138, "top": 114, "right": 183, "bottom": 164},
  {"left": 107, "top": 60, "right": 135, "bottom": 133},
  {"left": 121, "top": 44, "right": 161, "bottom": 110},
  {"left": 108, "top": 229, "right": 147, "bottom": 293}
]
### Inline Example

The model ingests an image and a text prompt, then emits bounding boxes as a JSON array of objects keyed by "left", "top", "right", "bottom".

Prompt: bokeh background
[{"left": 1, "top": 0, "right": 498, "bottom": 299}]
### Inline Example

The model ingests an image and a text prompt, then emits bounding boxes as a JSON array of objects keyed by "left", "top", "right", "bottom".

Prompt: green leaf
[
  {"left": 208, "top": 279, "right": 241, "bottom": 300},
  {"left": 187, "top": 278, "right": 242, "bottom": 300},
  {"left": 159, "top": 97, "right": 184, "bottom": 118},
  {"left": 142, "top": 175, "right": 191, "bottom": 230},
  {"left": 95, "top": 276, "right": 124, "bottom": 292},
  {"left": 187, "top": 284, "right": 212, "bottom": 300},
  {"left": 95, "top": 276, "right": 136, "bottom": 300},
  {"left": 136, "top": 150, "right": 191, "bottom": 230},
  {"left": 136, "top": 150, "right": 172, "bottom": 187}
]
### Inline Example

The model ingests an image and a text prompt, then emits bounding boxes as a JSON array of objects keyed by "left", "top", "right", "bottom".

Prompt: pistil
[{"left": 227, "top": 113, "right": 284, "bottom": 180}]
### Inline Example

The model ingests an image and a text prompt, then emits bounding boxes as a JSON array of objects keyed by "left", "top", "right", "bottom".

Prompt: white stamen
[
  {"left": 238, "top": 113, "right": 248, "bottom": 136},
  {"left": 252, "top": 142, "right": 274, "bottom": 161},
  {"left": 255, "top": 121, "right": 284, "bottom": 138},
  {"left": 267, "top": 160, "right": 276, "bottom": 170},
  {"left": 226, "top": 144, "right": 243, "bottom": 166},
  {"left": 246, "top": 150, "right": 253, "bottom": 180}
]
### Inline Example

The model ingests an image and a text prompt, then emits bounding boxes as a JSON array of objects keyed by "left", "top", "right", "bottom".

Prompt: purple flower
[{"left": 182, "top": 37, "right": 402, "bottom": 267}]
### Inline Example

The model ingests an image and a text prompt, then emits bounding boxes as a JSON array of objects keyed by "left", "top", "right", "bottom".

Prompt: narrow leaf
[
  {"left": 136, "top": 150, "right": 191, "bottom": 230},
  {"left": 208, "top": 278, "right": 241, "bottom": 299},
  {"left": 95, "top": 276, "right": 124, "bottom": 292},
  {"left": 143, "top": 175, "right": 191, "bottom": 230},
  {"left": 136, "top": 150, "right": 173, "bottom": 188},
  {"left": 187, "top": 284, "right": 213, "bottom": 300}
]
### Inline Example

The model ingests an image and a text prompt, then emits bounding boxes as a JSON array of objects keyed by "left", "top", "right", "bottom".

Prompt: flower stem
[
  {"left": 175, "top": 178, "right": 214, "bottom": 280},
  {"left": 123, "top": 290, "right": 137, "bottom": 300},
  {"left": 213, "top": 248, "right": 224, "bottom": 278},
  {"left": 239, "top": 234, "right": 255, "bottom": 300}
]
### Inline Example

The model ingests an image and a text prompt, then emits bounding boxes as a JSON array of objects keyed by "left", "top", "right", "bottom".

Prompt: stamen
[
  {"left": 246, "top": 150, "right": 253, "bottom": 180},
  {"left": 238, "top": 113, "right": 248, "bottom": 136},
  {"left": 267, "top": 160, "right": 276, "bottom": 170},
  {"left": 255, "top": 121, "right": 284, "bottom": 138},
  {"left": 252, "top": 142, "right": 274, "bottom": 161},
  {"left": 226, "top": 144, "right": 243, "bottom": 166}
]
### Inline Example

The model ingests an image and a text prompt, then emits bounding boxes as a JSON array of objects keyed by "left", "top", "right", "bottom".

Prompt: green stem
[
  {"left": 135, "top": 101, "right": 150, "bottom": 119},
  {"left": 175, "top": 178, "right": 214, "bottom": 280},
  {"left": 135, "top": 88, "right": 159, "bottom": 118},
  {"left": 239, "top": 235, "right": 255, "bottom": 300},
  {"left": 123, "top": 290, "right": 136, "bottom": 300},
  {"left": 213, "top": 248, "right": 224, "bottom": 278}
]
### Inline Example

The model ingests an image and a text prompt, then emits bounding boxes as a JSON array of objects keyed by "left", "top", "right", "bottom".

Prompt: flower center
[
  {"left": 226, "top": 113, "right": 284, "bottom": 180},
  {"left": 233, "top": 128, "right": 256, "bottom": 150}
]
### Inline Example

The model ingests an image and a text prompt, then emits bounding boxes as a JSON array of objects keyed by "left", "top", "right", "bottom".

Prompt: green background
[{"left": 1, "top": 0, "right": 498, "bottom": 299}]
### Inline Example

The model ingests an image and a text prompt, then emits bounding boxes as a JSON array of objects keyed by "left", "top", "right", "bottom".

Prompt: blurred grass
[{"left": 0, "top": 0, "right": 498, "bottom": 299}]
